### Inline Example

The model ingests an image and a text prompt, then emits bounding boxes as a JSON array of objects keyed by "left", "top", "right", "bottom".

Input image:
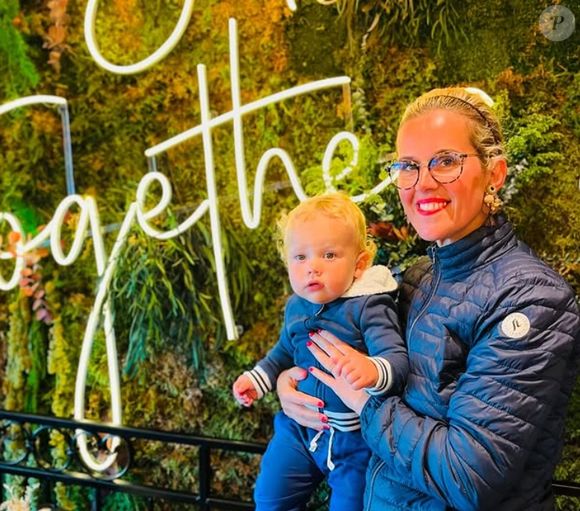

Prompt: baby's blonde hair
[{"left": 276, "top": 192, "right": 376, "bottom": 265}]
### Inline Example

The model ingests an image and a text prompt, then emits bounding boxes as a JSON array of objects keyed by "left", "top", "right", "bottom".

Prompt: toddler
[{"left": 233, "top": 192, "right": 408, "bottom": 511}]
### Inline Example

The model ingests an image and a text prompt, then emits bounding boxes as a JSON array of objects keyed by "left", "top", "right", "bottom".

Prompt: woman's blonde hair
[
  {"left": 400, "top": 87, "right": 505, "bottom": 167},
  {"left": 276, "top": 192, "right": 376, "bottom": 265}
]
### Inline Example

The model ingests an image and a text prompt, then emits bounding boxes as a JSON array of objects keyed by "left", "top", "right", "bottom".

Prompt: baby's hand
[
  {"left": 233, "top": 374, "right": 259, "bottom": 407},
  {"left": 333, "top": 352, "right": 378, "bottom": 390}
]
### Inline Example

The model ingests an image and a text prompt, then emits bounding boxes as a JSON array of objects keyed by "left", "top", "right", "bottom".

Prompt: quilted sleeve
[
  {"left": 361, "top": 293, "right": 408, "bottom": 396},
  {"left": 361, "top": 275, "right": 580, "bottom": 510}
]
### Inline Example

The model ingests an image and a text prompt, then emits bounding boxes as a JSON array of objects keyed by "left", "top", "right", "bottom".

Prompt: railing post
[
  {"left": 199, "top": 444, "right": 210, "bottom": 511},
  {"left": 92, "top": 487, "right": 101, "bottom": 511}
]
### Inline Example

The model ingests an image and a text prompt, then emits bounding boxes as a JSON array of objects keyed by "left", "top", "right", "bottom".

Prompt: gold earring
[{"left": 483, "top": 184, "right": 502, "bottom": 214}]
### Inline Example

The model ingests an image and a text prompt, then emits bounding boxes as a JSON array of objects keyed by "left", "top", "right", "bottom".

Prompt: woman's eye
[
  {"left": 434, "top": 154, "right": 459, "bottom": 168},
  {"left": 393, "top": 161, "right": 419, "bottom": 172}
]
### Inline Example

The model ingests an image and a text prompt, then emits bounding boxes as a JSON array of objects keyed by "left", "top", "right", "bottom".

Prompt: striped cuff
[
  {"left": 365, "top": 356, "right": 393, "bottom": 396},
  {"left": 244, "top": 366, "right": 272, "bottom": 399}
]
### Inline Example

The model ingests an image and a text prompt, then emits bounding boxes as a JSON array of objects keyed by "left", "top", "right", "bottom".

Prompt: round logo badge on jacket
[{"left": 501, "top": 312, "right": 531, "bottom": 339}]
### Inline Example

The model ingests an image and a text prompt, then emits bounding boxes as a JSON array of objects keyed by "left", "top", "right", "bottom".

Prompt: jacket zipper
[
  {"left": 314, "top": 303, "right": 325, "bottom": 406},
  {"left": 363, "top": 252, "right": 441, "bottom": 511},
  {"left": 364, "top": 459, "right": 386, "bottom": 511},
  {"left": 407, "top": 245, "right": 441, "bottom": 344},
  {"left": 364, "top": 251, "right": 440, "bottom": 511}
]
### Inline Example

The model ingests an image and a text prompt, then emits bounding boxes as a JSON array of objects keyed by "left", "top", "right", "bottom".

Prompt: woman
[{"left": 277, "top": 87, "right": 580, "bottom": 510}]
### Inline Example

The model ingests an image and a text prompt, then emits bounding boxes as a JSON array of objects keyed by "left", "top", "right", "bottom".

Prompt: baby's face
[{"left": 285, "top": 215, "right": 364, "bottom": 304}]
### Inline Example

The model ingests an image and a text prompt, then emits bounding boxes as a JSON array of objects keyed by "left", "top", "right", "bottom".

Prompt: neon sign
[{"left": 0, "top": 11, "right": 392, "bottom": 472}]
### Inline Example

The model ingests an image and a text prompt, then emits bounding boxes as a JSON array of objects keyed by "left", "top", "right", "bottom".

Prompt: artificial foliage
[{"left": 0, "top": 0, "right": 578, "bottom": 509}]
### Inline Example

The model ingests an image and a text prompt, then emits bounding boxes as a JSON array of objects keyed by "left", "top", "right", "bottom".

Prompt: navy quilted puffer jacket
[{"left": 360, "top": 218, "right": 580, "bottom": 511}]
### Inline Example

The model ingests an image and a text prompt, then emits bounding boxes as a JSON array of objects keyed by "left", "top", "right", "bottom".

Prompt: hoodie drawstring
[{"left": 308, "top": 427, "right": 336, "bottom": 471}]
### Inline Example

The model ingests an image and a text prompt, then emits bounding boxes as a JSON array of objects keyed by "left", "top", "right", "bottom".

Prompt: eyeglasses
[{"left": 388, "top": 152, "right": 480, "bottom": 190}]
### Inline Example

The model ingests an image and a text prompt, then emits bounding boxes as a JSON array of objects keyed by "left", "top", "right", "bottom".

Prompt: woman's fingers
[
  {"left": 308, "top": 366, "right": 370, "bottom": 414},
  {"left": 307, "top": 338, "right": 338, "bottom": 375},
  {"left": 281, "top": 400, "right": 328, "bottom": 431},
  {"left": 277, "top": 367, "right": 321, "bottom": 407},
  {"left": 276, "top": 367, "right": 328, "bottom": 430},
  {"left": 317, "top": 329, "right": 353, "bottom": 353},
  {"left": 309, "top": 329, "right": 355, "bottom": 360},
  {"left": 308, "top": 366, "right": 337, "bottom": 388}
]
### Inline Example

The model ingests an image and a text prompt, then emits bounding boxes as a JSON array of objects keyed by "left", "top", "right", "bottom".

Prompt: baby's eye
[
  {"left": 294, "top": 254, "right": 306, "bottom": 261},
  {"left": 323, "top": 252, "right": 336, "bottom": 260}
]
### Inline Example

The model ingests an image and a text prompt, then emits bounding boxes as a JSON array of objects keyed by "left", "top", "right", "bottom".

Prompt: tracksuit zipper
[
  {"left": 365, "top": 247, "right": 441, "bottom": 511},
  {"left": 314, "top": 303, "right": 325, "bottom": 406}
]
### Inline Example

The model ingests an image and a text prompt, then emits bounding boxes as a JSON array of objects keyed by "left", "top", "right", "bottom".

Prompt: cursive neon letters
[{"left": 0, "top": 15, "right": 394, "bottom": 473}]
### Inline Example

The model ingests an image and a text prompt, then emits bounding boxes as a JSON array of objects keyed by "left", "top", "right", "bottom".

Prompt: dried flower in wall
[
  {"left": 0, "top": 231, "right": 52, "bottom": 324},
  {"left": 43, "top": 0, "right": 69, "bottom": 73}
]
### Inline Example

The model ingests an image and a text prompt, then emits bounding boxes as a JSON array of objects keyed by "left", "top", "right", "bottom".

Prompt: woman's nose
[{"left": 415, "top": 165, "right": 439, "bottom": 190}]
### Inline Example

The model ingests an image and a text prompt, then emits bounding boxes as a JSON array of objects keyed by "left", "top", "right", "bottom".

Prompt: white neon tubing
[
  {"left": 50, "top": 196, "right": 91, "bottom": 266},
  {"left": 85, "top": 197, "right": 107, "bottom": 275},
  {"left": 21, "top": 225, "right": 52, "bottom": 254},
  {"left": 0, "top": 95, "right": 66, "bottom": 115},
  {"left": 246, "top": 148, "right": 307, "bottom": 229},
  {"left": 320, "top": 131, "right": 395, "bottom": 203},
  {"left": 135, "top": 172, "right": 210, "bottom": 240},
  {"left": 145, "top": 74, "right": 351, "bottom": 157},
  {"left": 136, "top": 172, "right": 173, "bottom": 220},
  {"left": 286, "top": 0, "right": 337, "bottom": 11},
  {"left": 350, "top": 174, "right": 395, "bottom": 203},
  {"left": 74, "top": 204, "right": 135, "bottom": 472},
  {"left": 0, "top": 213, "right": 25, "bottom": 290},
  {"left": 0, "top": 191, "right": 122, "bottom": 470},
  {"left": 84, "top": 0, "right": 195, "bottom": 75},
  {"left": 228, "top": 19, "right": 306, "bottom": 228},
  {"left": 198, "top": 63, "right": 238, "bottom": 340},
  {"left": 321, "top": 131, "right": 359, "bottom": 192},
  {"left": 1, "top": 95, "right": 76, "bottom": 196}
]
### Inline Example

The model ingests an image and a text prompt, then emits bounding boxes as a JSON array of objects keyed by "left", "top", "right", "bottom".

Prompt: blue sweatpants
[{"left": 254, "top": 411, "right": 371, "bottom": 511}]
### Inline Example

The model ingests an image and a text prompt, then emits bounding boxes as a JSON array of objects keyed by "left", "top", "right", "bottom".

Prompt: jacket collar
[
  {"left": 427, "top": 216, "right": 517, "bottom": 278},
  {"left": 342, "top": 265, "right": 398, "bottom": 298}
]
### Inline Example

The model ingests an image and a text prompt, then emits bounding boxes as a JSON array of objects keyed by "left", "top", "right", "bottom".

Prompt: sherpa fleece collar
[{"left": 341, "top": 265, "right": 398, "bottom": 298}]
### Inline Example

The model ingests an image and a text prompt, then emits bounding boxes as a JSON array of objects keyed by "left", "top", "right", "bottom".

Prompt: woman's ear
[
  {"left": 488, "top": 156, "right": 508, "bottom": 191},
  {"left": 354, "top": 251, "right": 372, "bottom": 279}
]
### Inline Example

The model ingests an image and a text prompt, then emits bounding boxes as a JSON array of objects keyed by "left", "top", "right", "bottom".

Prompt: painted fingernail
[
  {"left": 323, "top": 425, "right": 330, "bottom": 430},
  {"left": 308, "top": 367, "right": 314, "bottom": 372},
  {"left": 308, "top": 331, "right": 315, "bottom": 337},
  {"left": 317, "top": 328, "right": 322, "bottom": 333},
  {"left": 306, "top": 340, "right": 312, "bottom": 347},
  {"left": 321, "top": 416, "right": 328, "bottom": 423},
  {"left": 317, "top": 400, "right": 324, "bottom": 408}
]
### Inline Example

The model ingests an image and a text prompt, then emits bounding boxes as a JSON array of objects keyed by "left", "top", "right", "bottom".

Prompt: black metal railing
[
  {"left": 1, "top": 410, "right": 579, "bottom": 509},
  {"left": 0, "top": 410, "right": 265, "bottom": 510}
]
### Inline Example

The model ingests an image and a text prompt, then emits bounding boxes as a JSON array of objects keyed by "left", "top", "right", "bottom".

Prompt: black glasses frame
[{"left": 388, "top": 152, "right": 480, "bottom": 190}]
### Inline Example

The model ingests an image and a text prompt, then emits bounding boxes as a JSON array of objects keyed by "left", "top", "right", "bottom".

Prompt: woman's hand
[
  {"left": 307, "top": 330, "right": 371, "bottom": 415},
  {"left": 276, "top": 367, "right": 329, "bottom": 431}
]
